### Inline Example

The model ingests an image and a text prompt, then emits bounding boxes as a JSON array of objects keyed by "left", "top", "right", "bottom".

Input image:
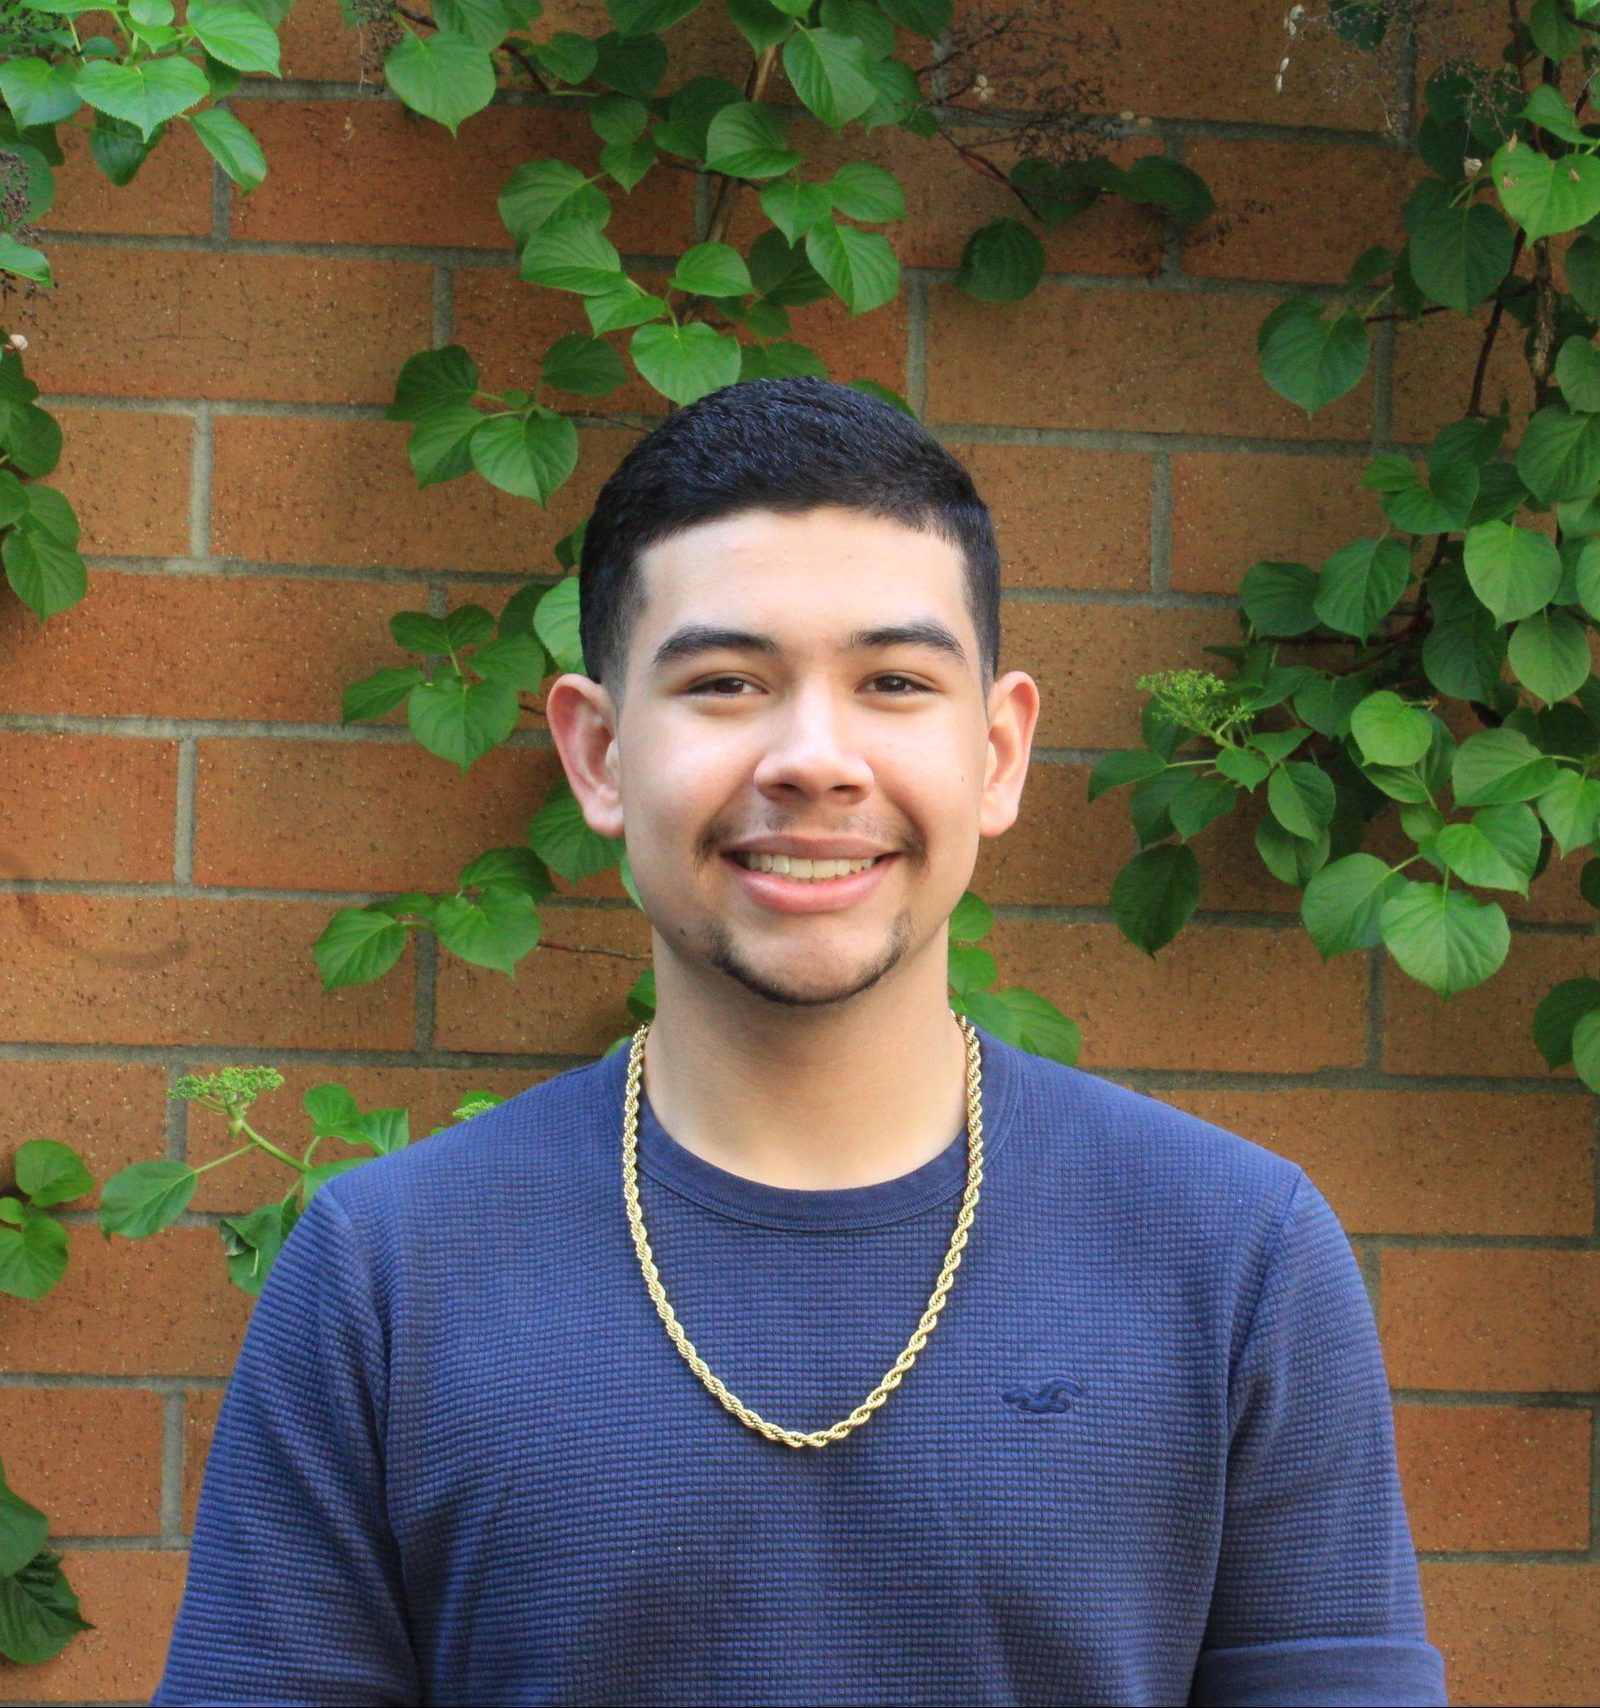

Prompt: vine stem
[
  {"left": 541, "top": 940, "right": 652, "bottom": 962},
  {"left": 701, "top": 43, "right": 780, "bottom": 252}
]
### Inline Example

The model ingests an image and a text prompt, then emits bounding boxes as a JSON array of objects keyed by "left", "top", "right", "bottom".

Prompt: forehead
[{"left": 633, "top": 506, "right": 971, "bottom": 633}]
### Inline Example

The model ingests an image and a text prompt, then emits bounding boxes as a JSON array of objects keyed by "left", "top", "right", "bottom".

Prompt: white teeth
[{"left": 735, "top": 852, "right": 879, "bottom": 880}]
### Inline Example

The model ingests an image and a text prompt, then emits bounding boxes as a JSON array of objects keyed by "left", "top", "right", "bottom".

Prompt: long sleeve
[
  {"left": 152, "top": 1186, "right": 419, "bottom": 1706},
  {"left": 1189, "top": 1171, "right": 1448, "bottom": 1707}
]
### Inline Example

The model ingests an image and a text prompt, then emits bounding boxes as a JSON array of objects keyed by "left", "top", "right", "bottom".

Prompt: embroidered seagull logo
[{"left": 1003, "top": 1376, "right": 1087, "bottom": 1415}]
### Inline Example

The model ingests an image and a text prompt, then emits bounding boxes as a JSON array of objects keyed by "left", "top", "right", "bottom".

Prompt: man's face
[{"left": 552, "top": 505, "right": 1038, "bottom": 1010}]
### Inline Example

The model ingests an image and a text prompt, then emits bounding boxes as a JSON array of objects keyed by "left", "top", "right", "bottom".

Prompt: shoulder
[
  {"left": 319, "top": 1049, "right": 627, "bottom": 1226},
  {"left": 982, "top": 1029, "right": 1307, "bottom": 1239}
]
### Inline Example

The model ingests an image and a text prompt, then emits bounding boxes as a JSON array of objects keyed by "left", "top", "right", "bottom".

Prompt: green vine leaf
[
  {"left": 0, "top": 60, "right": 82, "bottom": 128},
  {"left": 498, "top": 160, "right": 611, "bottom": 243},
  {"left": 827, "top": 160, "right": 905, "bottom": 222},
  {"left": 1452, "top": 727, "right": 1561, "bottom": 807},
  {"left": 313, "top": 906, "right": 410, "bottom": 991},
  {"left": 704, "top": 100, "right": 799, "bottom": 179},
  {"left": 382, "top": 32, "right": 497, "bottom": 135},
  {"left": 528, "top": 779, "right": 625, "bottom": 883},
  {"left": 533, "top": 576, "right": 584, "bottom": 673},
  {"left": 1312, "top": 536, "right": 1410, "bottom": 640},
  {"left": 73, "top": 57, "right": 208, "bottom": 139},
  {"left": 0, "top": 1475, "right": 49, "bottom": 1579},
  {"left": 407, "top": 668, "right": 520, "bottom": 770},
  {"left": 804, "top": 219, "right": 898, "bottom": 313},
  {"left": 469, "top": 412, "right": 579, "bottom": 503},
  {"left": 0, "top": 1200, "right": 68, "bottom": 1299},
  {"left": 954, "top": 218, "right": 1043, "bottom": 303},
  {"left": 13, "top": 1139, "right": 93, "bottom": 1208},
  {"left": 1378, "top": 881, "right": 1510, "bottom": 997},
  {"left": 1240, "top": 560, "right": 1320, "bottom": 637},
  {"left": 1110, "top": 842, "right": 1201, "bottom": 955},
  {"left": 434, "top": 884, "right": 541, "bottom": 974},
  {"left": 1508, "top": 607, "right": 1591, "bottom": 703},
  {"left": 189, "top": 106, "right": 267, "bottom": 191},
  {"left": 187, "top": 0, "right": 282, "bottom": 74},
  {"left": 0, "top": 1544, "right": 92, "bottom": 1665},
  {"left": 1533, "top": 976, "right": 1600, "bottom": 1068},
  {"left": 1404, "top": 181, "right": 1514, "bottom": 310},
  {"left": 1349, "top": 690, "right": 1432, "bottom": 766},
  {"left": 782, "top": 26, "right": 879, "bottom": 128},
  {"left": 98, "top": 1159, "right": 197, "bottom": 1239},
  {"left": 1301, "top": 852, "right": 1405, "bottom": 957},
  {"left": 630, "top": 321, "right": 742, "bottom": 403},
  {"left": 1462, "top": 520, "right": 1562, "bottom": 622},
  {"left": 1258, "top": 298, "right": 1370, "bottom": 414},
  {"left": 1492, "top": 140, "right": 1600, "bottom": 239}
]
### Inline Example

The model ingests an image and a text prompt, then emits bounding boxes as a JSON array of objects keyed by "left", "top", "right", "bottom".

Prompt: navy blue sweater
[{"left": 153, "top": 1029, "right": 1447, "bottom": 1706}]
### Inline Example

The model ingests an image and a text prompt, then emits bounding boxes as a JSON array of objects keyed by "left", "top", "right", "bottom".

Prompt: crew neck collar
[{"left": 619, "top": 1024, "right": 1020, "bottom": 1232}]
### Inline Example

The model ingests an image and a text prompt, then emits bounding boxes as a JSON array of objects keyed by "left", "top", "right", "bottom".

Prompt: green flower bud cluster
[
  {"left": 169, "top": 1066, "right": 285, "bottom": 1118},
  {"left": 1134, "top": 669, "right": 1252, "bottom": 742}
]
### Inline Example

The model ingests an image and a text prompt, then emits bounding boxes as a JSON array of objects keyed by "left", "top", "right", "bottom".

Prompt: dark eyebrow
[
  {"left": 648, "top": 619, "right": 971, "bottom": 672},
  {"left": 844, "top": 621, "right": 970, "bottom": 668},
  {"left": 649, "top": 625, "right": 779, "bottom": 670}
]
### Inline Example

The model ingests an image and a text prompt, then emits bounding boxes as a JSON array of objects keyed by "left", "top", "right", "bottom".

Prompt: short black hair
[{"left": 577, "top": 377, "right": 1001, "bottom": 691}]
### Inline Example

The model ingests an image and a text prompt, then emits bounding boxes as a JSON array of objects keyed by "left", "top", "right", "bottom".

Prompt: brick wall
[{"left": 0, "top": 1, "right": 1595, "bottom": 1701}]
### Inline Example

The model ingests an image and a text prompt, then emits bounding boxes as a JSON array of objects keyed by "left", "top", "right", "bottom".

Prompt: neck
[{"left": 640, "top": 941, "right": 970, "bottom": 1191}]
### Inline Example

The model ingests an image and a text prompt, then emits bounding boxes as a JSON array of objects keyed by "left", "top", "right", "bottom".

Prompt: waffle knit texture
[{"left": 153, "top": 1029, "right": 1447, "bottom": 1707}]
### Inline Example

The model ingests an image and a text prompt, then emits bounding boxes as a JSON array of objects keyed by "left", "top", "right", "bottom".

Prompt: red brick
[
  {"left": 1380, "top": 1251, "right": 1600, "bottom": 1391},
  {"left": 451, "top": 264, "right": 664, "bottom": 413},
  {"left": 193, "top": 738, "right": 622, "bottom": 899},
  {"left": 957, "top": 444, "right": 1150, "bottom": 592},
  {"left": 926, "top": 285, "right": 1374, "bottom": 439},
  {"left": 945, "top": 0, "right": 1391, "bottom": 130},
  {"left": 186, "top": 1063, "right": 550, "bottom": 1213},
  {"left": 1005, "top": 601, "right": 1239, "bottom": 748},
  {"left": 0, "top": 571, "right": 429, "bottom": 721},
  {"left": 210, "top": 415, "right": 616, "bottom": 572},
  {"left": 783, "top": 289, "right": 907, "bottom": 394},
  {"left": 233, "top": 102, "right": 695, "bottom": 255},
  {"left": 0, "top": 1389, "right": 163, "bottom": 1537},
  {"left": 1380, "top": 932, "right": 1597, "bottom": 1079},
  {"left": 275, "top": 0, "right": 365, "bottom": 80},
  {"left": 986, "top": 918, "right": 1368, "bottom": 1072},
  {"left": 0, "top": 1226, "right": 252, "bottom": 1376},
  {"left": 972, "top": 760, "right": 1132, "bottom": 906},
  {"left": 1422, "top": 1564, "right": 1600, "bottom": 1707},
  {"left": 1391, "top": 305, "right": 1533, "bottom": 447},
  {"left": 181, "top": 1387, "right": 222, "bottom": 1533},
  {"left": 1395, "top": 1405, "right": 1590, "bottom": 1552},
  {"left": 50, "top": 408, "right": 194, "bottom": 559},
  {"left": 1170, "top": 450, "right": 1378, "bottom": 594},
  {"left": 0, "top": 1062, "right": 169, "bottom": 1208},
  {"left": 24, "top": 249, "right": 431, "bottom": 404},
  {"left": 1181, "top": 139, "right": 1414, "bottom": 284},
  {"left": 434, "top": 903, "right": 652, "bottom": 1056},
  {"left": 0, "top": 1547, "right": 187, "bottom": 1703},
  {"left": 1161, "top": 1089, "right": 1592, "bottom": 1237},
  {"left": 45, "top": 118, "right": 212, "bottom": 238},
  {"left": 0, "top": 732, "right": 175, "bottom": 884},
  {"left": 0, "top": 896, "right": 414, "bottom": 1051}
]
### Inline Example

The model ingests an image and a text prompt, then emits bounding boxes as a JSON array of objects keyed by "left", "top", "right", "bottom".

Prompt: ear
[
  {"left": 978, "top": 669, "right": 1040, "bottom": 840},
  {"left": 545, "top": 672, "right": 625, "bottom": 839}
]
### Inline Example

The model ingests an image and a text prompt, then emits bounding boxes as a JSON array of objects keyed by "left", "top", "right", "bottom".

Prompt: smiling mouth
[{"left": 728, "top": 852, "right": 887, "bottom": 880}]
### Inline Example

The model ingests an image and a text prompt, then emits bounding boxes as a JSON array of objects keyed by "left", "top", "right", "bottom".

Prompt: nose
[{"left": 750, "top": 682, "right": 874, "bottom": 803}]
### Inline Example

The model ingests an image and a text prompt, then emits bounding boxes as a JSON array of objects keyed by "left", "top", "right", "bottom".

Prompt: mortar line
[
  {"left": 0, "top": 1372, "right": 228, "bottom": 1390},
  {"left": 0, "top": 713, "right": 551, "bottom": 746},
  {"left": 159, "top": 1391, "right": 185, "bottom": 1542},
  {"left": 431, "top": 267, "right": 454, "bottom": 347},
  {"left": 1371, "top": 314, "right": 1397, "bottom": 453},
  {"left": 172, "top": 737, "right": 197, "bottom": 889},
  {"left": 905, "top": 270, "right": 929, "bottom": 417},
  {"left": 213, "top": 76, "right": 1411, "bottom": 151},
  {"left": 187, "top": 402, "right": 213, "bottom": 561},
  {"left": 74, "top": 555, "right": 560, "bottom": 586},
  {"left": 1147, "top": 451, "right": 1173, "bottom": 595},
  {"left": 1365, "top": 946, "right": 1386, "bottom": 1074},
  {"left": 414, "top": 932, "right": 438, "bottom": 1054},
  {"left": 164, "top": 1061, "right": 187, "bottom": 1166},
  {"left": 209, "top": 152, "right": 231, "bottom": 243},
  {"left": 1159, "top": 133, "right": 1185, "bottom": 280}
]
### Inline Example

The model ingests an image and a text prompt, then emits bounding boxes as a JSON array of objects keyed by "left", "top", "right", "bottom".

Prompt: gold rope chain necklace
[{"left": 621, "top": 1012, "right": 985, "bottom": 1450}]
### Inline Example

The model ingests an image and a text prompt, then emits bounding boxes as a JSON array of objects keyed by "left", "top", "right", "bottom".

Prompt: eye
[
  {"left": 868, "top": 673, "right": 928, "bottom": 694},
  {"left": 686, "top": 675, "right": 756, "bottom": 696}
]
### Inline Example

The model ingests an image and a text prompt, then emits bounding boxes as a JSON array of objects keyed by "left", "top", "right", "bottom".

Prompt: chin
[{"left": 702, "top": 920, "right": 911, "bottom": 1009}]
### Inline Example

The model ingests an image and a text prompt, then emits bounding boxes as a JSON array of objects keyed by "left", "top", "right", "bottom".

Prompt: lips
[{"left": 719, "top": 849, "right": 898, "bottom": 914}]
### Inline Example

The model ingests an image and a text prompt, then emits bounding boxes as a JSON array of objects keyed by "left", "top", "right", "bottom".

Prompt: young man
[{"left": 154, "top": 378, "right": 1447, "bottom": 1706}]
